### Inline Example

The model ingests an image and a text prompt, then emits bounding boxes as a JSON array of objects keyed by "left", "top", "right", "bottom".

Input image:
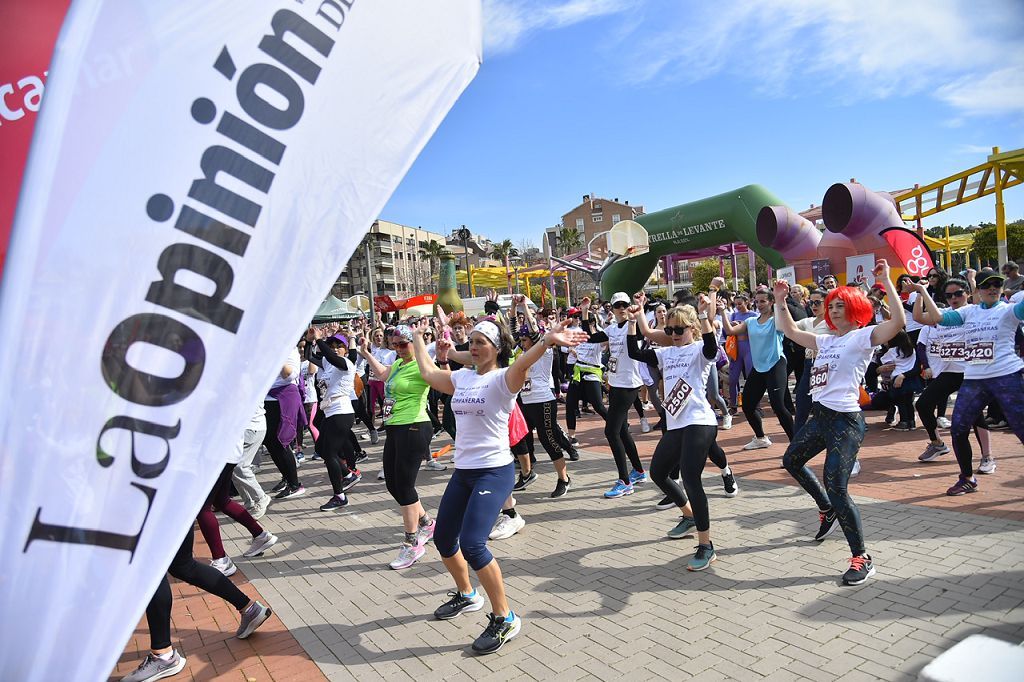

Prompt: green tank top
[{"left": 383, "top": 357, "right": 430, "bottom": 425}]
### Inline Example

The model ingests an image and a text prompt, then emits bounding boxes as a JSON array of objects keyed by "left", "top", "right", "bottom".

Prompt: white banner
[
  {"left": 775, "top": 266, "right": 796, "bottom": 286},
  {"left": 0, "top": 2, "right": 481, "bottom": 680},
  {"left": 846, "top": 253, "right": 876, "bottom": 286}
]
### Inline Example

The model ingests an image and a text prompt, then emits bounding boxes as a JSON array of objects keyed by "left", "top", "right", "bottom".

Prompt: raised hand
[
  {"left": 872, "top": 259, "right": 890, "bottom": 280},
  {"left": 511, "top": 293, "right": 526, "bottom": 308},
  {"left": 486, "top": 289, "right": 499, "bottom": 302},
  {"left": 710, "top": 276, "right": 725, "bottom": 292},
  {"left": 633, "top": 291, "right": 647, "bottom": 307},
  {"left": 772, "top": 279, "right": 790, "bottom": 302},
  {"left": 547, "top": 326, "right": 590, "bottom": 348},
  {"left": 697, "top": 294, "right": 710, "bottom": 313},
  {"left": 412, "top": 318, "right": 430, "bottom": 336},
  {"left": 435, "top": 336, "right": 453, "bottom": 360},
  {"left": 435, "top": 307, "right": 451, "bottom": 328},
  {"left": 626, "top": 304, "right": 641, "bottom": 317}
]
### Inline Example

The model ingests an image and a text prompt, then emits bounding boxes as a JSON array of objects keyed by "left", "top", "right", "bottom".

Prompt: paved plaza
[{"left": 113, "top": 410, "right": 1024, "bottom": 681}]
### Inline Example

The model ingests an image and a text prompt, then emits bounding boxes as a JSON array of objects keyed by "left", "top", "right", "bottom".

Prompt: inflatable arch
[{"left": 599, "top": 185, "right": 788, "bottom": 298}]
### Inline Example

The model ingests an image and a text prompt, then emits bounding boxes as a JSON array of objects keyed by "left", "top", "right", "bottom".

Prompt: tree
[
  {"left": 557, "top": 226, "right": 583, "bottom": 255},
  {"left": 690, "top": 258, "right": 722, "bottom": 293},
  {"left": 490, "top": 239, "right": 519, "bottom": 293},
  {"left": 924, "top": 224, "right": 974, "bottom": 238},
  {"left": 970, "top": 219, "right": 1024, "bottom": 262},
  {"left": 418, "top": 239, "right": 447, "bottom": 286}
]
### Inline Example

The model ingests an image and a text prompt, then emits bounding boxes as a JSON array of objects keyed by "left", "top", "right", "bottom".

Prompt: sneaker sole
[
  {"left": 655, "top": 503, "right": 676, "bottom": 510},
  {"left": 145, "top": 656, "right": 187, "bottom": 681},
  {"left": 489, "top": 525, "right": 524, "bottom": 541},
  {"left": 687, "top": 553, "right": 717, "bottom": 572},
  {"left": 435, "top": 599, "right": 484, "bottom": 620},
  {"left": 214, "top": 564, "right": 237, "bottom": 577},
  {"left": 604, "top": 490, "right": 634, "bottom": 499},
  {"left": 236, "top": 607, "right": 272, "bottom": 639},
  {"left": 724, "top": 488, "right": 738, "bottom": 498},
  {"left": 667, "top": 530, "right": 696, "bottom": 539},
  {"left": 842, "top": 565, "right": 876, "bottom": 586},
  {"left": 513, "top": 477, "right": 538, "bottom": 491},
  {"left": 743, "top": 443, "right": 771, "bottom": 450},
  {"left": 472, "top": 618, "right": 521, "bottom": 655},
  {"left": 243, "top": 536, "right": 278, "bottom": 558},
  {"left": 389, "top": 550, "right": 426, "bottom": 569},
  {"left": 813, "top": 522, "right": 838, "bottom": 542},
  {"left": 977, "top": 466, "right": 997, "bottom": 475},
  {"left": 341, "top": 479, "right": 361, "bottom": 493},
  {"left": 947, "top": 487, "right": 978, "bottom": 496}
]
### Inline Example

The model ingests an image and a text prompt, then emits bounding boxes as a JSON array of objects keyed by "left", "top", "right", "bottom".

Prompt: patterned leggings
[
  {"left": 951, "top": 371, "right": 1024, "bottom": 479},
  {"left": 783, "top": 404, "right": 866, "bottom": 556}
]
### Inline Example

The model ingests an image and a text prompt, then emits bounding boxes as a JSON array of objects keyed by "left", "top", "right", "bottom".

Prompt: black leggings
[
  {"left": 742, "top": 357, "right": 795, "bottom": 440},
  {"left": 649, "top": 425, "right": 719, "bottom": 532},
  {"left": 146, "top": 527, "right": 249, "bottom": 650},
  {"left": 917, "top": 372, "right": 962, "bottom": 441},
  {"left": 318, "top": 413, "right": 356, "bottom": 494},
  {"left": 263, "top": 400, "right": 299, "bottom": 487},
  {"left": 668, "top": 439, "right": 728, "bottom": 480},
  {"left": 521, "top": 400, "right": 574, "bottom": 462},
  {"left": 565, "top": 380, "right": 607, "bottom": 430},
  {"left": 383, "top": 421, "right": 432, "bottom": 506},
  {"left": 606, "top": 386, "right": 644, "bottom": 481},
  {"left": 352, "top": 397, "right": 374, "bottom": 432}
]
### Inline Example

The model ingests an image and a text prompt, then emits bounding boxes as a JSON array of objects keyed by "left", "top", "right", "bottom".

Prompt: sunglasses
[
  {"left": 612, "top": 302, "right": 629, "bottom": 309},
  {"left": 945, "top": 290, "right": 966, "bottom": 298},
  {"left": 664, "top": 326, "right": 691, "bottom": 335},
  {"left": 809, "top": 300, "right": 823, "bottom": 306}
]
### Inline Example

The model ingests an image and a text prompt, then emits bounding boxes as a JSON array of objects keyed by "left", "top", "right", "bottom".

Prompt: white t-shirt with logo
[
  {"left": 795, "top": 317, "right": 833, "bottom": 359},
  {"left": 520, "top": 347, "right": 556, "bottom": 405},
  {"left": 369, "top": 346, "right": 396, "bottom": 381},
  {"left": 919, "top": 323, "right": 966, "bottom": 377},
  {"left": 810, "top": 327, "right": 878, "bottom": 413},
  {"left": 450, "top": 368, "right": 516, "bottom": 469},
  {"left": 317, "top": 359, "right": 356, "bottom": 417},
  {"left": 904, "top": 292, "right": 923, "bottom": 333},
  {"left": 604, "top": 322, "right": 643, "bottom": 389},
  {"left": 574, "top": 341, "right": 603, "bottom": 380},
  {"left": 880, "top": 347, "right": 916, "bottom": 379},
  {"left": 655, "top": 343, "right": 717, "bottom": 429},
  {"left": 942, "top": 302, "right": 1024, "bottom": 380}
]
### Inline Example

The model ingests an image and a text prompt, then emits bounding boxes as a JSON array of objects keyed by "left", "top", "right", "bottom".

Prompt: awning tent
[{"left": 312, "top": 295, "right": 361, "bottom": 321}]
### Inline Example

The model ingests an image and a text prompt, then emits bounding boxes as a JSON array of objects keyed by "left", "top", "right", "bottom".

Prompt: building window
[
  {"left": 575, "top": 218, "right": 584, "bottom": 229},
  {"left": 592, "top": 214, "right": 603, "bottom": 223},
  {"left": 611, "top": 213, "right": 620, "bottom": 224}
]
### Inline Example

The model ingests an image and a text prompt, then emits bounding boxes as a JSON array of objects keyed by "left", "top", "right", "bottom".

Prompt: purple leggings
[
  {"left": 951, "top": 371, "right": 1024, "bottom": 479},
  {"left": 197, "top": 463, "right": 264, "bottom": 560},
  {"left": 729, "top": 340, "right": 752, "bottom": 408}
]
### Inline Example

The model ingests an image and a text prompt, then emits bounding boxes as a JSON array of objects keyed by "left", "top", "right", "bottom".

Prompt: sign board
[
  {"left": 811, "top": 258, "right": 832, "bottom": 285},
  {"left": 846, "top": 254, "right": 876, "bottom": 286},
  {"left": 776, "top": 266, "right": 796, "bottom": 286}
]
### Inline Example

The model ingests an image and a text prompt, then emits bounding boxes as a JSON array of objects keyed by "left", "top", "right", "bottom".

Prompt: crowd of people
[{"left": 123, "top": 260, "right": 1024, "bottom": 679}]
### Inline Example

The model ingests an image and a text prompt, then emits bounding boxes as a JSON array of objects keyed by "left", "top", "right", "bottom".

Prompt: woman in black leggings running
[
  {"left": 582, "top": 292, "right": 648, "bottom": 498},
  {"left": 774, "top": 260, "right": 905, "bottom": 586}
]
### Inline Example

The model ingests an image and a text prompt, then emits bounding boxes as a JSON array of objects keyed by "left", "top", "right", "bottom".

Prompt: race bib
[
  {"left": 607, "top": 356, "right": 618, "bottom": 373},
  {"left": 964, "top": 341, "right": 994, "bottom": 364},
  {"left": 522, "top": 379, "right": 532, "bottom": 394},
  {"left": 809, "top": 364, "right": 830, "bottom": 392},
  {"left": 928, "top": 342, "right": 942, "bottom": 357},
  {"left": 382, "top": 398, "right": 396, "bottom": 419},
  {"left": 940, "top": 342, "right": 965, "bottom": 361},
  {"left": 663, "top": 377, "right": 694, "bottom": 416}
]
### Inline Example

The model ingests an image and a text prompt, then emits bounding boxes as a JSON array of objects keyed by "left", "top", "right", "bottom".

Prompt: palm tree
[
  {"left": 558, "top": 226, "right": 582, "bottom": 256},
  {"left": 490, "top": 239, "right": 519, "bottom": 294},
  {"left": 419, "top": 239, "right": 447, "bottom": 287}
]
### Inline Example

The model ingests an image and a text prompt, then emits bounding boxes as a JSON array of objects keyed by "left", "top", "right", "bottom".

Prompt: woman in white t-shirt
[
  {"left": 773, "top": 260, "right": 906, "bottom": 587},
  {"left": 877, "top": 330, "right": 921, "bottom": 430},
  {"left": 412, "top": 317, "right": 586, "bottom": 655}
]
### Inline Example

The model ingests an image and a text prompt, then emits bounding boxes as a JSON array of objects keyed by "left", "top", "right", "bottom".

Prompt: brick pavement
[{"left": 113, "top": 407, "right": 1023, "bottom": 681}]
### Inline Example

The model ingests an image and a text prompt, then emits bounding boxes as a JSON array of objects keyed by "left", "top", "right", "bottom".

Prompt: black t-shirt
[{"left": 448, "top": 341, "right": 471, "bottom": 372}]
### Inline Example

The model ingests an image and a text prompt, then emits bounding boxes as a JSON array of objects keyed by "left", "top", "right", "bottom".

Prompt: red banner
[
  {"left": 0, "top": 0, "right": 71, "bottom": 278},
  {"left": 373, "top": 295, "right": 398, "bottom": 312},
  {"left": 879, "top": 227, "right": 936, "bottom": 278}
]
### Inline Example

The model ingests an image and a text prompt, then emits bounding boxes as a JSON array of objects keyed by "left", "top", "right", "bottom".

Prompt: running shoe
[
  {"left": 936, "top": 416, "right": 951, "bottom": 429},
  {"left": 603, "top": 480, "right": 635, "bottom": 498},
  {"left": 629, "top": 469, "right": 648, "bottom": 484},
  {"left": 320, "top": 495, "right": 348, "bottom": 511},
  {"left": 977, "top": 457, "right": 997, "bottom": 474},
  {"left": 250, "top": 495, "right": 271, "bottom": 521},
  {"left": 667, "top": 516, "right": 697, "bottom": 539},
  {"left": 985, "top": 418, "right": 1008, "bottom": 429},
  {"left": 570, "top": 437, "right": 580, "bottom": 446},
  {"left": 416, "top": 519, "right": 436, "bottom": 546},
  {"left": 341, "top": 470, "right": 361, "bottom": 492},
  {"left": 434, "top": 590, "right": 485, "bottom": 620},
  {"left": 433, "top": 427, "right": 445, "bottom": 439},
  {"left": 355, "top": 451, "right": 368, "bottom": 464},
  {"left": 851, "top": 460, "right": 861, "bottom": 477},
  {"left": 742, "top": 436, "right": 772, "bottom": 450},
  {"left": 271, "top": 479, "right": 288, "bottom": 494},
  {"left": 842, "top": 554, "right": 875, "bottom": 586},
  {"left": 121, "top": 650, "right": 186, "bottom": 682},
  {"left": 642, "top": 402, "right": 654, "bottom": 411},
  {"left": 640, "top": 417, "right": 652, "bottom": 433},
  {"left": 489, "top": 513, "right": 525, "bottom": 540},
  {"left": 389, "top": 543, "right": 425, "bottom": 570},
  {"left": 892, "top": 422, "right": 915, "bottom": 431},
  {"left": 358, "top": 432, "right": 369, "bottom": 441},
  {"left": 722, "top": 469, "right": 738, "bottom": 497},
  {"left": 550, "top": 478, "right": 571, "bottom": 498},
  {"left": 236, "top": 601, "right": 272, "bottom": 639},
  {"left": 655, "top": 495, "right": 676, "bottom": 511},
  {"left": 377, "top": 469, "right": 386, "bottom": 480},
  {"left": 210, "top": 557, "right": 236, "bottom": 577},
  {"left": 424, "top": 459, "right": 448, "bottom": 471},
  {"left": 275, "top": 485, "right": 305, "bottom": 500},
  {"left": 242, "top": 530, "right": 278, "bottom": 558},
  {"left": 918, "top": 442, "right": 950, "bottom": 462},
  {"left": 294, "top": 450, "right": 305, "bottom": 463},
  {"left": 370, "top": 429, "right": 380, "bottom": 445},
  {"left": 721, "top": 414, "right": 733, "bottom": 430},
  {"left": 567, "top": 448, "right": 580, "bottom": 462},
  {"left": 688, "top": 544, "right": 717, "bottom": 572},
  {"left": 513, "top": 471, "right": 538, "bottom": 491},
  {"left": 309, "top": 452, "right": 322, "bottom": 461},
  {"left": 471, "top": 612, "right": 522, "bottom": 655},
  {"left": 813, "top": 509, "right": 838, "bottom": 542},
  {"left": 947, "top": 477, "right": 978, "bottom": 496}
]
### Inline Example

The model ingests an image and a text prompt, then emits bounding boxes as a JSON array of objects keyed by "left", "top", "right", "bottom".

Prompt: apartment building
[
  {"left": 334, "top": 220, "right": 447, "bottom": 299},
  {"left": 546, "top": 194, "right": 645, "bottom": 257}
]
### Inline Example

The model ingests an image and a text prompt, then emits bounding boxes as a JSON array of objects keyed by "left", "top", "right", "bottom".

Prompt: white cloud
[
  {"left": 483, "top": 0, "right": 634, "bottom": 55},
  {"left": 956, "top": 143, "right": 997, "bottom": 155},
  {"left": 616, "top": 0, "right": 1024, "bottom": 117}
]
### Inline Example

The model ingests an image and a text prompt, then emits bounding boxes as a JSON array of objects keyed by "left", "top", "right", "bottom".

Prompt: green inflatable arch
[{"left": 599, "top": 184, "right": 788, "bottom": 298}]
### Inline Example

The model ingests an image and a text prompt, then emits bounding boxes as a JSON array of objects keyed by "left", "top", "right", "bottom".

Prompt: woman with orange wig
[{"left": 772, "top": 260, "right": 905, "bottom": 587}]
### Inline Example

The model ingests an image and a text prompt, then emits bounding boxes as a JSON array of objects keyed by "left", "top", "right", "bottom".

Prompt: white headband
[{"left": 471, "top": 321, "right": 501, "bottom": 347}]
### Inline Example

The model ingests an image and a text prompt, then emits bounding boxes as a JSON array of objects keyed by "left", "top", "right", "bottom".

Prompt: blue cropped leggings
[
  {"left": 951, "top": 372, "right": 1024, "bottom": 479},
  {"left": 434, "top": 463, "right": 516, "bottom": 571}
]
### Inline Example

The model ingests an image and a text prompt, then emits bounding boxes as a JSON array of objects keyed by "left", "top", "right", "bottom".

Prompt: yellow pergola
[{"left": 455, "top": 266, "right": 570, "bottom": 300}]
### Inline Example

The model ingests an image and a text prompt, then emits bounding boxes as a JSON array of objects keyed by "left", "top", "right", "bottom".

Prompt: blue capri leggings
[{"left": 434, "top": 463, "right": 516, "bottom": 571}]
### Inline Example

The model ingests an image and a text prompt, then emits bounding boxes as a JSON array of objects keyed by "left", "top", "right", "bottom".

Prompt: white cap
[
  {"left": 610, "top": 292, "right": 630, "bottom": 305},
  {"left": 471, "top": 321, "right": 501, "bottom": 347}
]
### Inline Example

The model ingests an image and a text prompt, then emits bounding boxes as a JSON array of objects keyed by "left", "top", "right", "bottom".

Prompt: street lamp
[
  {"left": 510, "top": 255, "right": 523, "bottom": 294},
  {"left": 456, "top": 225, "right": 473, "bottom": 297}
]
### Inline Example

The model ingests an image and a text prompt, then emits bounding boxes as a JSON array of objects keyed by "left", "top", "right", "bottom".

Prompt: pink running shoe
[{"left": 389, "top": 543, "right": 426, "bottom": 570}]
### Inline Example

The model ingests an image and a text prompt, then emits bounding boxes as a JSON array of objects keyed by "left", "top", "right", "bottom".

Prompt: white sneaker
[
  {"left": 359, "top": 433, "right": 369, "bottom": 441},
  {"left": 210, "top": 556, "right": 236, "bottom": 577},
  {"left": 742, "top": 436, "right": 772, "bottom": 450},
  {"left": 640, "top": 417, "right": 652, "bottom": 433},
  {"left": 377, "top": 469, "right": 386, "bottom": 480},
  {"left": 424, "top": 459, "right": 448, "bottom": 471},
  {"left": 642, "top": 402, "right": 654, "bottom": 411},
  {"left": 936, "top": 416, "right": 951, "bottom": 429},
  {"left": 851, "top": 460, "right": 861, "bottom": 477},
  {"left": 242, "top": 530, "right": 278, "bottom": 558},
  {"left": 488, "top": 513, "right": 525, "bottom": 540},
  {"left": 249, "top": 494, "right": 272, "bottom": 521},
  {"left": 977, "top": 457, "right": 997, "bottom": 474},
  {"left": 721, "top": 414, "right": 733, "bottom": 430}
]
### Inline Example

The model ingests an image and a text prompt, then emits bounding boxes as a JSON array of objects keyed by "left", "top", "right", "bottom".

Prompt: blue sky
[{"left": 383, "top": 0, "right": 1024, "bottom": 246}]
